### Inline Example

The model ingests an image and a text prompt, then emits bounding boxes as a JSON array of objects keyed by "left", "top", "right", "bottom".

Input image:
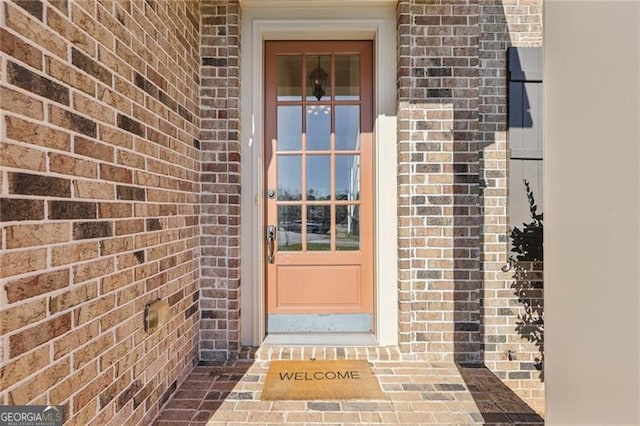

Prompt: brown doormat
[{"left": 261, "top": 360, "right": 385, "bottom": 401}]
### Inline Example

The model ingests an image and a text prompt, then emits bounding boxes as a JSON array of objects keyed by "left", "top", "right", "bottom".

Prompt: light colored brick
[
  {"left": 74, "top": 295, "right": 116, "bottom": 326},
  {"left": 73, "top": 91, "right": 115, "bottom": 125},
  {"left": 5, "top": 222, "right": 70, "bottom": 249},
  {"left": 0, "top": 249, "right": 47, "bottom": 278},
  {"left": 73, "top": 180, "right": 115, "bottom": 199},
  {"left": 73, "top": 257, "right": 115, "bottom": 284},
  {"left": 70, "top": 2, "right": 114, "bottom": 50},
  {"left": 99, "top": 336, "right": 133, "bottom": 371},
  {"left": 46, "top": 7, "right": 96, "bottom": 57},
  {"left": 53, "top": 320, "right": 100, "bottom": 360},
  {"left": 4, "top": 269, "right": 70, "bottom": 303},
  {"left": 0, "top": 346, "right": 49, "bottom": 392},
  {"left": 1, "top": 86, "right": 44, "bottom": 120},
  {"left": 49, "top": 361, "right": 99, "bottom": 404},
  {"left": 50, "top": 282, "right": 98, "bottom": 314},
  {"left": 97, "top": 45, "right": 132, "bottom": 81},
  {"left": 8, "top": 359, "right": 70, "bottom": 405},
  {"left": 0, "top": 27, "right": 43, "bottom": 70},
  {"left": 0, "top": 142, "right": 46, "bottom": 172},
  {"left": 9, "top": 313, "right": 71, "bottom": 357},
  {"left": 73, "top": 333, "right": 115, "bottom": 370},
  {"left": 5, "top": 115, "right": 71, "bottom": 151},
  {"left": 5, "top": 2, "right": 67, "bottom": 59},
  {"left": 51, "top": 241, "right": 100, "bottom": 266},
  {"left": 73, "top": 370, "right": 112, "bottom": 413},
  {"left": 0, "top": 0, "right": 202, "bottom": 423},
  {"left": 0, "top": 298, "right": 47, "bottom": 336},
  {"left": 49, "top": 152, "right": 98, "bottom": 178},
  {"left": 46, "top": 55, "right": 96, "bottom": 95}
]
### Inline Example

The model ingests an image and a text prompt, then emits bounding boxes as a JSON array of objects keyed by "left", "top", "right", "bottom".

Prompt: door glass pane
[
  {"left": 307, "top": 155, "right": 330, "bottom": 201},
  {"left": 306, "top": 55, "right": 331, "bottom": 101},
  {"left": 306, "top": 105, "right": 331, "bottom": 151},
  {"left": 278, "top": 155, "right": 301, "bottom": 201},
  {"left": 335, "top": 55, "right": 359, "bottom": 100},
  {"left": 277, "top": 106, "right": 302, "bottom": 151},
  {"left": 307, "top": 205, "right": 330, "bottom": 251},
  {"left": 278, "top": 205, "right": 302, "bottom": 251},
  {"left": 277, "top": 55, "right": 302, "bottom": 101},
  {"left": 336, "top": 205, "right": 359, "bottom": 251},
  {"left": 335, "top": 106, "right": 360, "bottom": 151},
  {"left": 335, "top": 155, "right": 360, "bottom": 201}
]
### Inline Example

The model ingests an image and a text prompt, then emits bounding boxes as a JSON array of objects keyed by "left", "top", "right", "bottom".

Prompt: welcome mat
[{"left": 261, "top": 360, "right": 385, "bottom": 400}]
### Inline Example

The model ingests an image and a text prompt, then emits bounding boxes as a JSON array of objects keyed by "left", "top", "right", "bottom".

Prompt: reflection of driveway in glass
[
  {"left": 278, "top": 228, "right": 331, "bottom": 249},
  {"left": 279, "top": 221, "right": 329, "bottom": 233},
  {"left": 278, "top": 227, "right": 301, "bottom": 246},
  {"left": 336, "top": 239, "right": 359, "bottom": 249},
  {"left": 277, "top": 224, "right": 355, "bottom": 249},
  {"left": 335, "top": 224, "right": 359, "bottom": 250},
  {"left": 277, "top": 230, "right": 329, "bottom": 243}
]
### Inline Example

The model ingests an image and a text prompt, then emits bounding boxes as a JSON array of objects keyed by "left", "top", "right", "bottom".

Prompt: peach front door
[{"left": 265, "top": 41, "right": 374, "bottom": 333}]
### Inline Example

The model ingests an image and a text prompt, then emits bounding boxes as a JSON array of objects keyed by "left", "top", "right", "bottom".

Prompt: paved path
[{"left": 154, "top": 346, "right": 544, "bottom": 425}]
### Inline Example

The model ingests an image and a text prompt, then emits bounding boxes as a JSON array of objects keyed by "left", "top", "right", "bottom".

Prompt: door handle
[{"left": 266, "top": 225, "right": 276, "bottom": 263}]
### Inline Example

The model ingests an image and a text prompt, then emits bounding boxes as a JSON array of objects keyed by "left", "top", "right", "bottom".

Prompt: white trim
[
  {"left": 239, "top": 0, "right": 397, "bottom": 9},
  {"left": 240, "top": 5, "right": 398, "bottom": 347}
]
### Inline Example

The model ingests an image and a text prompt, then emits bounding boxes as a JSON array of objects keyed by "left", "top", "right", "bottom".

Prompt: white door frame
[{"left": 239, "top": 2, "right": 398, "bottom": 347}]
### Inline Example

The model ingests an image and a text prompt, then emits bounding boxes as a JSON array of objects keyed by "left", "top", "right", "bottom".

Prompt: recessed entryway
[{"left": 239, "top": 5, "right": 398, "bottom": 347}]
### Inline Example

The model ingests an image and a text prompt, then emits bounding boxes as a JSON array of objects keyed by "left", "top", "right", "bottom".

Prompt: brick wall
[
  {"left": 397, "top": 0, "right": 482, "bottom": 362},
  {"left": 397, "top": 0, "right": 543, "bottom": 412},
  {"left": 0, "top": 1, "right": 201, "bottom": 424},
  {"left": 478, "top": 0, "right": 543, "bottom": 414},
  {"left": 1, "top": 0, "right": 545, "bottom": 418},
  {"left": 198, "top": 0, "right": 241, "bottom": 361}
]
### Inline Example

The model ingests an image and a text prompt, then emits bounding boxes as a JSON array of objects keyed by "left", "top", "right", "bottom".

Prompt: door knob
[{"left": 266, "top": 225, "right": 276, "bottom": 263}]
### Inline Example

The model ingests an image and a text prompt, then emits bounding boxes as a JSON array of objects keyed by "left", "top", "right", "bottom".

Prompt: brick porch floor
[{"left": 153, "top": 346, "right": 544, "bottom": 425}]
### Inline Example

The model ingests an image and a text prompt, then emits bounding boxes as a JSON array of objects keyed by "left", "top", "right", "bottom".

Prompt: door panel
[
  {"left": 265, "top": 41, "right": 373, "bottom": 333},
  {"left": 275, "top": 265, "right": 361, "bottom": 309}
]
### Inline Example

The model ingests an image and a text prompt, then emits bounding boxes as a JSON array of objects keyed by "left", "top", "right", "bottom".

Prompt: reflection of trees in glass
[
  {"left": 336, "top": 191, "right": 360, "bottom": 201},
  {"left": 277, "top": 186, "right": 301, "bottom": 201},
  {"left": 277, "top": 205, "right": 301, "bottom": 251},
  {"left": 277, "top": 205, "right": 301, "bottom": 230},
  {"left": 307, "top": 205, "right": 330, "bottom": 234},
  {"left": 307, "top": 188, "right": 330, "bottom": 201},
  {"left": 336, "top": 205, "right": 359, "bottom": 236}
]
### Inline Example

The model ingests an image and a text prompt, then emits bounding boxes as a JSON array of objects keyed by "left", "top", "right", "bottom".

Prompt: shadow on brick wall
[{"left": 509, "top": 181, "right": 544, "bottom": 381}]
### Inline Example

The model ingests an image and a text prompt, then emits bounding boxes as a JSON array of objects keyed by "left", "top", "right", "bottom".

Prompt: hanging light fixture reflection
[{"left": 308, "top": 56, "right": 328, "bottom": 101}]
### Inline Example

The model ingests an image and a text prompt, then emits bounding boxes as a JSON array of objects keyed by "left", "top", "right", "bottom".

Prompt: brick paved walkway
[{"left": 154, "top": 346, "right": 544, "bottom": 425}]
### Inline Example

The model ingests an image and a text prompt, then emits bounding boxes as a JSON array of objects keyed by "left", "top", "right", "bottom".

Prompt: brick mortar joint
[{"left": 3, "top": 4, "right": 200, "bottom": 115}]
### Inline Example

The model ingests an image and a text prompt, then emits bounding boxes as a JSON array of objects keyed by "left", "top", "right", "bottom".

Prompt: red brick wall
[
  {"left": 0, "top": 1, "right": 201, "bottom": 424},
  {"left": 0, "top": 0, "right": 545, "bottom": 418},
  {"left": 397, "top": 0, "right": 483, "bottom": 362},
  {"left": 397, "top": 0, "right": 543, "bottom": 412},
  {"left": 198, "top": 0, "right": 241, "bottom": 361},
  {"left": 478, "top": 0, "right": 544, "bottom": 414}
]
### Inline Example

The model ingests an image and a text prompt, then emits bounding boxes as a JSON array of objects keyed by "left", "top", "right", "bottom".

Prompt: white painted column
[{"left": 544, "top": 1, "right": 640, "bottom": 423}]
